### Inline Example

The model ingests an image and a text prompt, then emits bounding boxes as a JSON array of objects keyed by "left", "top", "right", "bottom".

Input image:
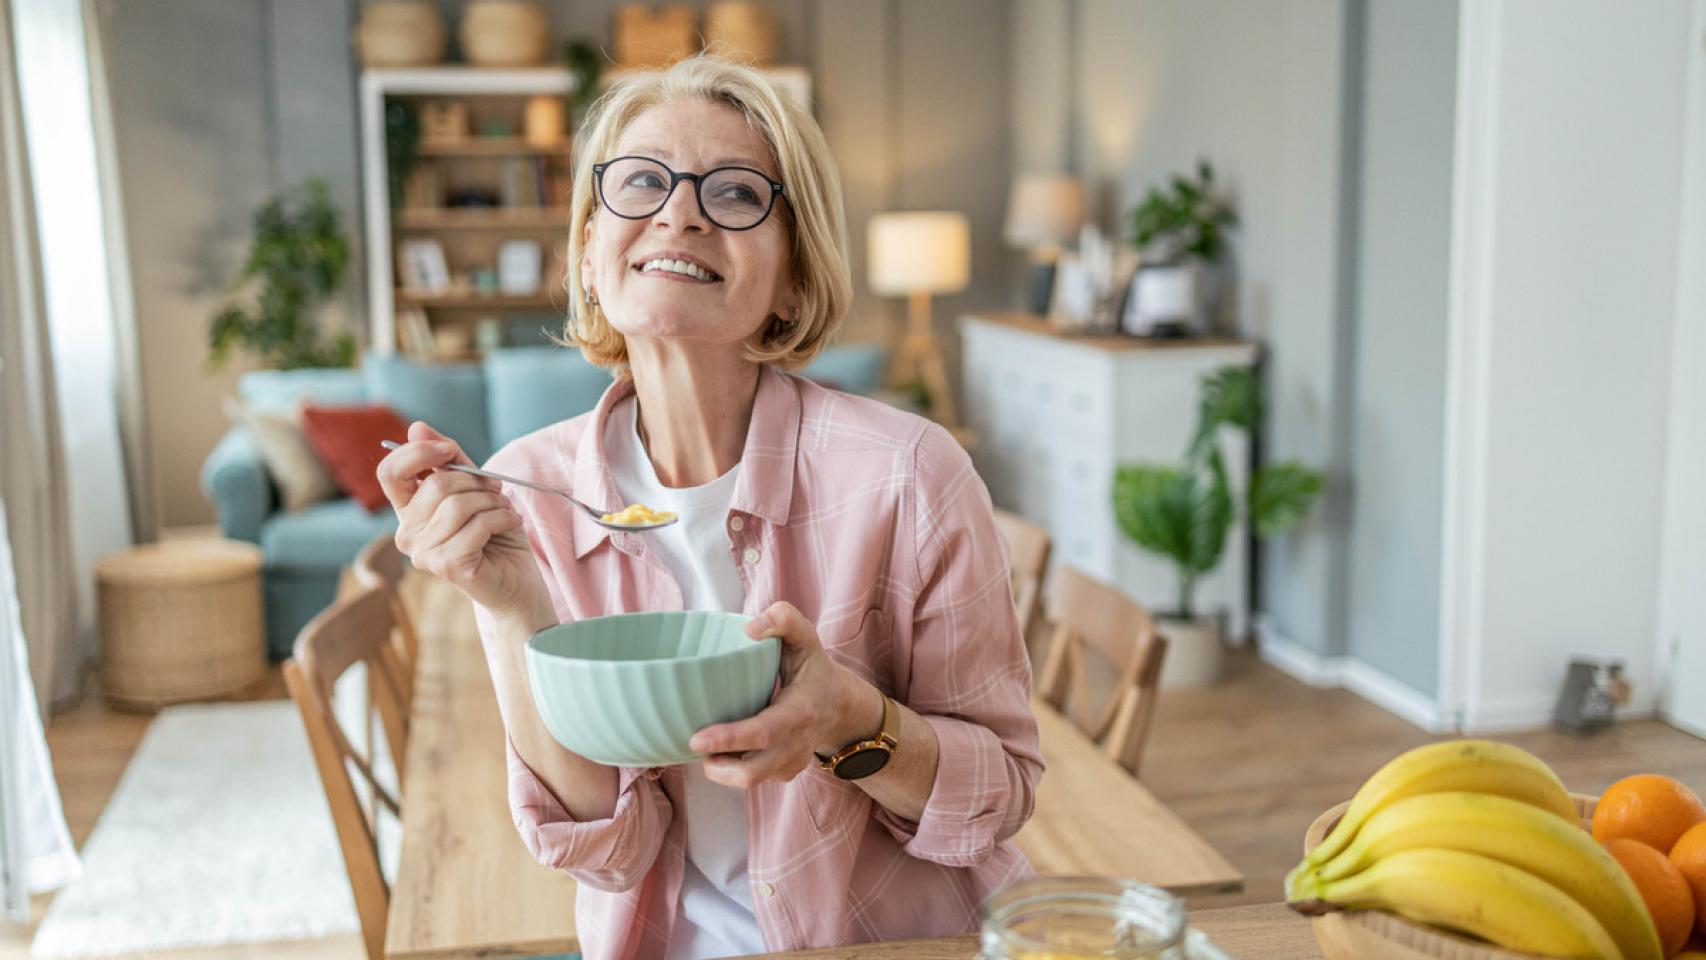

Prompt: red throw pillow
[{"left": 298, "top": 403, "right": 411, "bottom": 512}]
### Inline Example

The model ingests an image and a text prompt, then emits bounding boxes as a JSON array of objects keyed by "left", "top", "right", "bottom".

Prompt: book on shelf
[
  {"left": 499, "top": 157, "right": 543, "bottom": 208},
  {"left": 397, "top": 307, "right": 435, "bottom": 362}
]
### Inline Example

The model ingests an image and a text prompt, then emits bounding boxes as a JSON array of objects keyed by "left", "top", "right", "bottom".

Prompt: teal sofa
[{"left": 201, "top": 345, "right": 890, "bottom": 658}]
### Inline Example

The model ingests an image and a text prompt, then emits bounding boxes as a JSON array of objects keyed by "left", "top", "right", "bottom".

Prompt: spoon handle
[{"left": 377, "top": 439, "right": 567, "bottom": 500}]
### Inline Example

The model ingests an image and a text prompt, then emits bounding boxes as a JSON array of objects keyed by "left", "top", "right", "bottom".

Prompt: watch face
[{"left": 834, "top": 746, "right": 891, "bottom": 781}]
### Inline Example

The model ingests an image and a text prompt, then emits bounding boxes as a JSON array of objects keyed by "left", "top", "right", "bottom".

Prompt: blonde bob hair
[{"left": 562, "top": 55, "right": 852, "bottom": 374}]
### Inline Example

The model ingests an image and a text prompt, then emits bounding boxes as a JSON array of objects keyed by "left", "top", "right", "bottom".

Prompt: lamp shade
[
  {"left": 867, "top": 211, "right": 970, "bottom": 296},
  {"left": 1003, "top": 174, "right": 1086, "bottom": 251}
]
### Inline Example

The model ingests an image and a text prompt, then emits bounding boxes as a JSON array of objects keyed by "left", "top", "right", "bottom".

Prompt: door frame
[{"left": 1656, "top": 0, "right": 1706, "bottom": 739}]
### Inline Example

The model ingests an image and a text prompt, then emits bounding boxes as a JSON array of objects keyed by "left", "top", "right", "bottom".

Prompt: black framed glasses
[{"left": 592, "top": 156, "right": 786, "bottom": 231}]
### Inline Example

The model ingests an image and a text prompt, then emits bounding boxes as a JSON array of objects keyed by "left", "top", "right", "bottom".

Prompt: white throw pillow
[{"left": 223, "top": 396, "right": 339, "bottom": 512}]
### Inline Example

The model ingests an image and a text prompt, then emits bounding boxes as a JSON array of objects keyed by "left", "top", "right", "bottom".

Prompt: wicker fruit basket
[{"left": 1300, "top": 793, "right": 1600, "bottom": 960}]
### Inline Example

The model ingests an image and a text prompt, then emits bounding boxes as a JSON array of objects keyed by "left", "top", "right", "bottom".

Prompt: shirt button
[
  {"left": 756, "top": 881, "right": 776, "bottom": 898},
  {"left": 729, "top": 515, "right": 745, "bottom": 532},
  {"left": 743, "top": 547, "right": 761, "bottom": 566}
]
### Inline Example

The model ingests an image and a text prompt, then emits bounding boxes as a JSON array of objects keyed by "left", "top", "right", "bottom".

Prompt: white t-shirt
[{"left": 603, "top": 397, "right": 764, "bottom": 960}]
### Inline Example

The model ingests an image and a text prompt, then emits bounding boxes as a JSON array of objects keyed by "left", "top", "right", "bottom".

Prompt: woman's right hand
[{"left": 377, "top": 421, "right": 547, "bottom": 619}]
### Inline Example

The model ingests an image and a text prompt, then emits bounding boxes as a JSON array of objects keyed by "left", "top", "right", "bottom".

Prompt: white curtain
[{"left": 0, "top": 502, "right": 81, "bottom": 922}]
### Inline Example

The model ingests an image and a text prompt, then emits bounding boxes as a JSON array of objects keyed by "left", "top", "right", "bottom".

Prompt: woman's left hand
[{"left": 689, "top": 601, "right": 883, "bottom": 789}]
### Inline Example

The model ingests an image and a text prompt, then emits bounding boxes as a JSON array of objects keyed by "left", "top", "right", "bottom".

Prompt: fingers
[
  {"left": 414, "top": 487, "right": 515, "bottom": 554},
  {"left": 376, "top": 422, "right": 479, "bottom": 509},
  {"left": 701, "top": 745, "right": 811, "bottom": 790},
  {"left": 745, "top": 601, "right": 820, "bottom": 653},
  {"left": 417, "top": 504, "right": 523, "bottom": 583},
  {"left": 691, "top": 708, "right": 783, "bottom": 755}
]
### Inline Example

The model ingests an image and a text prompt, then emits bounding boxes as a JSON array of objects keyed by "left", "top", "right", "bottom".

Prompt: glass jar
[{"left": 978, "top": 876, "right": 1186, "bottom": 960}]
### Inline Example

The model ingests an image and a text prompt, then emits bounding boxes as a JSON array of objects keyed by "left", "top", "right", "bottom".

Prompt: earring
[{"left": 584, "top": 289, "right": 599, "bottom": 307}]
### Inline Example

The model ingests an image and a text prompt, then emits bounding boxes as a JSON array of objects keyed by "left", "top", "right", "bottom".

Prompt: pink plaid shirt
[{"left": 474, "top": 364, "right": 1043, "bottom": 960}]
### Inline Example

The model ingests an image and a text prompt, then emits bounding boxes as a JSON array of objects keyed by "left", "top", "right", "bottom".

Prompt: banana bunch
[{"left": 1286, "top": 740, "right": 1664, "bottom": 960}]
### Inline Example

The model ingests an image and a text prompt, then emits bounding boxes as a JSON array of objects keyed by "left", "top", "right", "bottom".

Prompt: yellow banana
[
  {"left": 1297, "top": 739, "right": 1577, "bottom": 871},
  {"left": 1292, "top": 791, "right": 1662, "bottom": 960},
  {"left": 1295, "top": 847, "right": 1622, "bottom": 960}
]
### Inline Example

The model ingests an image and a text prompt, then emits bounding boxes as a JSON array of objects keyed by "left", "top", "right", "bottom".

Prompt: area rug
[{"left": 29, "top": 700, "right": 368, "bottom": 958}]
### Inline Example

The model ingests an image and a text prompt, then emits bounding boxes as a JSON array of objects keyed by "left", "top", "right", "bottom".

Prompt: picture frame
[
  {"left": 398, "top": 239, "right": 450, "bottom": 293},
  {"left": 1048, "top": 252, "right": 1096, "bottom": 332}
]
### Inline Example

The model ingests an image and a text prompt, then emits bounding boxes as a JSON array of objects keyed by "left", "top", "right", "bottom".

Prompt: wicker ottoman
[{"left": 95, "top": 539, "right": 266, "bottom": 710}]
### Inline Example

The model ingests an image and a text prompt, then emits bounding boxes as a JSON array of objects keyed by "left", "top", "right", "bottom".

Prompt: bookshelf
[
  {"left": 360, "top": 67, "right": 577, "bottom": 359},
  {"left": 359, "top": 64, "right": 813, "bottom": 360}
]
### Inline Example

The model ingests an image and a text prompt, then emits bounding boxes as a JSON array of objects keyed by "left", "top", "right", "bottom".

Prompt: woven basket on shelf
[
  {"left": 459, "top": 0, "right": 549, "bottom": 67},
  {"left": 95, "top": 540, "right": 266, "bottom": 711},
  {"left": 1301, "top": 793, "right": 1600, "bottom": 960}
]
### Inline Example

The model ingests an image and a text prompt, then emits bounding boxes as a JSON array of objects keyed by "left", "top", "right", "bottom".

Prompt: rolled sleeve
[
  {"left": 876, "top": 423, "right": 1044, "bottom": 866},
  {"left": 505, "top": 739, "right": 672, "bottom": 892}
]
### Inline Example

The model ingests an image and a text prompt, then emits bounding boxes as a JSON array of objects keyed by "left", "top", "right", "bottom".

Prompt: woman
[{"left": 377, "top": 55, "right": 1041, "bottom": 959}]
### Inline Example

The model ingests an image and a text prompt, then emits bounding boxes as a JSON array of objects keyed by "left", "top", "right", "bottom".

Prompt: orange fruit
[
  {"left": 1593, "top": 774, "right": 1706, "bottom": 853},
  {"left": 1607, "top": 838, "right": 1697, "bottom": 956},
  {"left": 1673, "top": 822, "right": 1706, "bottom": 939}
]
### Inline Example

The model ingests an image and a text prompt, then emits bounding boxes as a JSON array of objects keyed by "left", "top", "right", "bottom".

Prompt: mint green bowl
[{"left": 524, "top": 612, "right": 781, "bottom": 767}]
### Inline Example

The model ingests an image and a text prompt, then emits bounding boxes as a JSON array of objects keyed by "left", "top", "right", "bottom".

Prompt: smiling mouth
[{"left": 634, "top": 259, "right": 724, "bottom": 283}]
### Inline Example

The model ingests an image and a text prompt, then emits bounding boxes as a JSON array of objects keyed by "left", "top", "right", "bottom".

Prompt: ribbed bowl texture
[{"left": 525, "top": 611, "right": 781, "bottom": 766}]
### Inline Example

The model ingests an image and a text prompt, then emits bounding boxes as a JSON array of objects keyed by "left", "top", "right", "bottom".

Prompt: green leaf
[
  {"left": 1112, "top": 460, "right": 1234, "bottom": 617},
  {"left": 1189, "top": 366, "right": 1259, "bottom": 461},
  {"left": 1250, "top": 461, "right": 1324, "bottom": 538}
]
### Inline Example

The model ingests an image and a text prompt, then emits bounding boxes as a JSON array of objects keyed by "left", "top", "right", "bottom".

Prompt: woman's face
[{"left": 580, "top": 99, "right": 796, "bottom": 352}]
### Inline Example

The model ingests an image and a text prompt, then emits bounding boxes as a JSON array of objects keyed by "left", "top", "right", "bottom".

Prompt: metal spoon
[{"left": 379, "top": 440, "right": 679, "bottom": 532}]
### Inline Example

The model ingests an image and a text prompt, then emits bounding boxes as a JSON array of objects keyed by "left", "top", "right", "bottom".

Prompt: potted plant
[
  {"left": 1123, "top": 159, "right": 1235, "bottom": 338},
  {"left": 207, "top": 178, "right": 356, "bottom": 371},
  {"left": 1111, "top": 365, "right": 1322, "bottom": 686}
]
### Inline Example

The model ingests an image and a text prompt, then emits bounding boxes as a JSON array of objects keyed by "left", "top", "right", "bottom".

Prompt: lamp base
[{"left": 1027, "top": 261, "right": 1056, "bottom": 316}]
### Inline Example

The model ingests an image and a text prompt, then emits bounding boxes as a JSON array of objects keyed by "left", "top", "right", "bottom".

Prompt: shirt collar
[{"left": 568, "top": 364, "right": 800, "bottom": 559}]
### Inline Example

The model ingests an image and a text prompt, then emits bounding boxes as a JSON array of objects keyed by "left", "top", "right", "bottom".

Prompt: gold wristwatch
[{"left": 815, "top": 692, "right": 898, "bottom": 781}]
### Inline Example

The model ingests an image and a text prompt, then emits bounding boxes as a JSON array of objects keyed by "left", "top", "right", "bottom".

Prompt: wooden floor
[{"left": 8, "top": 607, "right": 1706, "bottom": 957}]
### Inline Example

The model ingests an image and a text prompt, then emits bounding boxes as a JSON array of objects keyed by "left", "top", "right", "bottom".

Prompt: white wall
[
  {"left": 1068, "top": 0, "right": 1354, "bottom": 652},
  {"left": 1444, "top": 0, "right": 1693, "bottom": 731}
]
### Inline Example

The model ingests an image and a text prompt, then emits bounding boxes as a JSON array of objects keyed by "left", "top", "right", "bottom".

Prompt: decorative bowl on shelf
[
  {"left": 1301, "top": 794, "right": 1601, "bottom": 960},
  {"left": 525, "top": 611, "right": 780, "bottom": 767}
]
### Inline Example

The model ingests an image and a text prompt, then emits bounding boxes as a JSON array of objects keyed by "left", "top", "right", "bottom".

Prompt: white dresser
[{"left": 960, "top": 313, "right": 1261, "bottom": 640}]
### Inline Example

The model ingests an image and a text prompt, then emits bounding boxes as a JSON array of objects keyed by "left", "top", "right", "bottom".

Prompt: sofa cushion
[
  {"left": 484, "top": 348, "right": 612, "bottom": 450},
  {"left": 300, "top": 403, "right": 411, "bottom": 511},
  {"left": 801, "top": 343, "right": 889, "bottom": 395},
  {"left": 363, "top": 353, "right": 493, "bottom": 464},
  {"left": 239, "top": 368, "right": 366, "bottom": 414},
  {"left": 260, "top": 498, "right": 400, "bottom": 573}
]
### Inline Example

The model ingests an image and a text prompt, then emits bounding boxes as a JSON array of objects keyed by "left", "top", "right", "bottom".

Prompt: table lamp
[
  {"left": 1003, "top": 174, "right": 1086, "bottom": 315},
  {"left": 868, "top": 211, "right": 970, "bottom": 429}
]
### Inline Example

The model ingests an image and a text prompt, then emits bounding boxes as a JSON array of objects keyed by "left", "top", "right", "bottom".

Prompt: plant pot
[
  {"left": 1154, "top": 613, "right": 1224, "bottom": 688},
  {"left": 1121, "top": 260, "right": 1205, "bottom": 338}
]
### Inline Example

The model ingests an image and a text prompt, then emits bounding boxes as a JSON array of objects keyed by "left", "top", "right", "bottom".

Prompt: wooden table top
[
  {"left": 733, "top": 903, "right": 1321, "bottom": 959},
  {"left": 385, "top": 578, "right": 1242, "bottom": 958},
  {"left": 383, "top": 581, "right": 579, "bottom": 960}
]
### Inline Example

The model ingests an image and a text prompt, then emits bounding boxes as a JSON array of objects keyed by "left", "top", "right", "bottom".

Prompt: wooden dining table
[
  {"left": 735, "top": 903, "right": 1323, "bottom": 958},
  {"left": 384, "top": 579, "right": 1244, "bottom": 960}
]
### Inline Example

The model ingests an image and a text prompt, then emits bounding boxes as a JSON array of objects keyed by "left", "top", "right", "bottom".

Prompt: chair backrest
[
  {"left": 283, "top": 585, "right": 408, "bottom": 960},
  {"left": 1036, "top": 565, "right": 1169, "bottom": 778},
  {"left": 352, "top": 531, "right": 420, "bottom": 707},
  {"left": 993, "top": 509, "right": 1051, "bottom": 651}
]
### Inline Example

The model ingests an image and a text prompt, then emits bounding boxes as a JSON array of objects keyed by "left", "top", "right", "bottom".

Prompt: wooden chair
[
  {"left": 993, "top": 509, "right": 1052, "bottom": 654},
  {"left": 353, "top": 531, "right": 421, "bottom": 712},
  {"left": 284, "top": 585, "right": 411, "bottom": 960},
  {"left": 1035, "top": 565, "right": 1169, "bottom": 779}
]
